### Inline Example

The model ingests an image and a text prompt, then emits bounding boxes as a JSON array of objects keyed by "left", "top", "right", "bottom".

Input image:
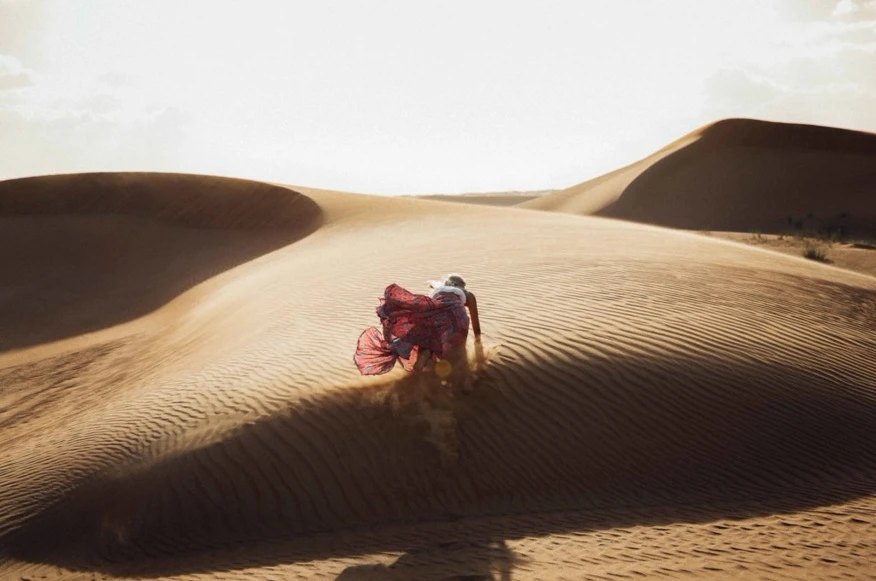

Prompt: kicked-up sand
[{"left": 1, "top": 128, "right": 875, "bottom": 580}]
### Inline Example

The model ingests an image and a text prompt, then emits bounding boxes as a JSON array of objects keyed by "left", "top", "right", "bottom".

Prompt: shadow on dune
[
  {"left": 0, "top": 172, "right": 322, "bottom": 351},
  {"left": 526, "top": 119, "right": 876, "bottom": 239},
  {"left": 3, "top": 323, "right": 876, "bottom": 577},
  {"left": 335, "top": 539, "right": 519, "bottom": 581},
  {"left": 337, "top": 539, "right": 520, "bottom": 581},
  {"left": 602, "top": 120, "right": 876, "bottom": 238}
]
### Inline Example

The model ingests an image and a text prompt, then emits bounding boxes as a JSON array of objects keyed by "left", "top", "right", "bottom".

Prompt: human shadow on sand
[
  {"left": 335, "top": 539, "right": 519, "bottom": 581},
  {"left": 3, "top": 325, "right": 876, "bottom": 578}
]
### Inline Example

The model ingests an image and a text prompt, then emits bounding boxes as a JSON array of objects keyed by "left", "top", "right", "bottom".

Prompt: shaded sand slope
[
  {"left": 521, "top": 119, "right": 876, "bottom": 238},
  {"left": 1, "top": 178, "right": 876, "bottom": 579},
  {"left": 0, "top": 173, "right": 322, "bottom": 351}
]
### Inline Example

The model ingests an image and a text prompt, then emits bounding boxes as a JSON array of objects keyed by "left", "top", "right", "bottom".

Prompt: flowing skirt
[{"left": 354, "top": 283, "right": 470, "bottom": 375}]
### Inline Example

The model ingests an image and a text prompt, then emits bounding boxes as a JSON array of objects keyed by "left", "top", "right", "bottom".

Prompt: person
[{"left": 354, "top": 274, "right": 481, "bottom": 376}]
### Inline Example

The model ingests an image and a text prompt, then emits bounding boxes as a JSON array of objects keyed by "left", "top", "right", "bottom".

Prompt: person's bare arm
[{"left": 465, "top": 290, "right": 481, "bottom": 337}]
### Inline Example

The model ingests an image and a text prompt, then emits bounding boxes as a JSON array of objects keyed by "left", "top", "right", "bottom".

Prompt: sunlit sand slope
[
  {"left": 521, "top": 119, "right": 876, "bottom": 238},
  {"left": 1, "top": 175, "right": 875, "bottom": 579}
]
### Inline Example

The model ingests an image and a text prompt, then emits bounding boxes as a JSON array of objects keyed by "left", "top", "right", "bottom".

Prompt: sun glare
[{"left": 1, "top": 0, "right": 874, "bottom": 192}]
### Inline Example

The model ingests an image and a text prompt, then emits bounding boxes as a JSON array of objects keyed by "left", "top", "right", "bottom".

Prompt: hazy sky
[{"left": 1, "top": 0, "right": 875, "bottom": 194}]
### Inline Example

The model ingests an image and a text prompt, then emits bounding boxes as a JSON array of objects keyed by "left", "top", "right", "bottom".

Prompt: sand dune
[
  {"left": 521, "top": 118, "right": 876, "bottom": 239},
  {"left": 0, "top": 173, "right": 322, "bottom": 352},
  {"left": 1, "top": 171, "right": 876, "bottom": 579}
]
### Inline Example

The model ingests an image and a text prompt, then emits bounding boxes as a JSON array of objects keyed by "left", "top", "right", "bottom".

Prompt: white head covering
[{"left": 427, "top": 273, "right": 467, "bottom": 300}]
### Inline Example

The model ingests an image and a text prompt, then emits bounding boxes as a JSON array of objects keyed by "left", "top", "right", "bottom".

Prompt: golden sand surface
[{"left": 1, "top": 146, "right": 875, "bottom": 580}]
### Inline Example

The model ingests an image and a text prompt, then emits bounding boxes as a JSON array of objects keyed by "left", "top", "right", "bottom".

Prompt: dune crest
[{"left": 0, "top": 172, "right": 322, "bottom": 229}]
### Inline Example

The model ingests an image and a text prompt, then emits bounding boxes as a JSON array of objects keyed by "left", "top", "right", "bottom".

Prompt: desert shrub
[{"left": 803, "top": 244, "right": 829, "bottom": 262}]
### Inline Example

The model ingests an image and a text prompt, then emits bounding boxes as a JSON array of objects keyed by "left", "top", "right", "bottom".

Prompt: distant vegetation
[
  {"left": 802, "top": 243, "right": 830, "bottom": 262},
  {"left": 786, "top": 211, "right": 852, "bottom": 243}
]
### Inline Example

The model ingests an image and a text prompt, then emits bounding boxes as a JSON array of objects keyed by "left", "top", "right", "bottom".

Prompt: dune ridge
[
  {"left": 0, "top": 172, "right": 322, "bottom": 230},
  {"left": 0, "top": 172, "right": 322, "bottom": 353},
  {"left": 1, "top": 172, "right": 875, "bottom": 578},
  {"left": 521, "top": 118, "right": 876, "bottom": 238}
]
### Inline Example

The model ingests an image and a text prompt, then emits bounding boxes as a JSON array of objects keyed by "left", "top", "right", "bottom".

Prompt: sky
[{"left": 1, "top": 0, "right": 875, "bottom": 195}]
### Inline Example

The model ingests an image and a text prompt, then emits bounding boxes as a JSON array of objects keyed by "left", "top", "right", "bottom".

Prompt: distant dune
[
  {"left": 521, "top": 118, "right": 876, "bottom": 239},
  {"left": 1, "top": 157, "right": 875, "bottom": 579},
  {"left": 413, "top": 191, "right": 554, "bottom": 207}
]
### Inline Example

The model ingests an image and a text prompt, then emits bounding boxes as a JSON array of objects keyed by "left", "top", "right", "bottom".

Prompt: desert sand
[
  {"left": 412, "top": 191, "right": 554, "bottom": 208},
  {"left": 1, "top": 123, "right": 875, "bottom": 580}
]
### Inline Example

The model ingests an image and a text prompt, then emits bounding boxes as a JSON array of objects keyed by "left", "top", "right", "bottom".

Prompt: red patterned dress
[{"left": 354, "top": 283, "right": 470, "bottom": 375}]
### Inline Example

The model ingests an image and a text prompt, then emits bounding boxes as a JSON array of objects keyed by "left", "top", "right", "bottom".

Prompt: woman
[{"left": 354, "top": 274, "right": 481, "bottom": 376}]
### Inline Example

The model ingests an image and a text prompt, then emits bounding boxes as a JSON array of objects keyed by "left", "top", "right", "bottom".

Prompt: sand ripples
[{"left": 1, "top": 179, "right": 875, "bottom": 578}]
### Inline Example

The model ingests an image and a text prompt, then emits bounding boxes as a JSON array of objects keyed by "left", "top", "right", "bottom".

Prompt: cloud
[
  {"left": 0, "top": 59, "right": 191, "bottom": 179},
  {"left": 0, "top": 101, "right": 192, "bottom": 178},
  {"left": 701, "top": 5, "right": 876, "bottom": 134},
  {"left": 705, "top": 68, "right": 791, "bottom": 107},
  {"left": 0, "top": 54, "right": 35, "bottom": 90},
  {"left": 833, "top": 0, "right": 876, "bottom": 17},
  {"left": 703, "top": 63, "right": 876, "bottom": 132},
  {"left": 97, "top": 71, "right": 128, "bottom": 88}
]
